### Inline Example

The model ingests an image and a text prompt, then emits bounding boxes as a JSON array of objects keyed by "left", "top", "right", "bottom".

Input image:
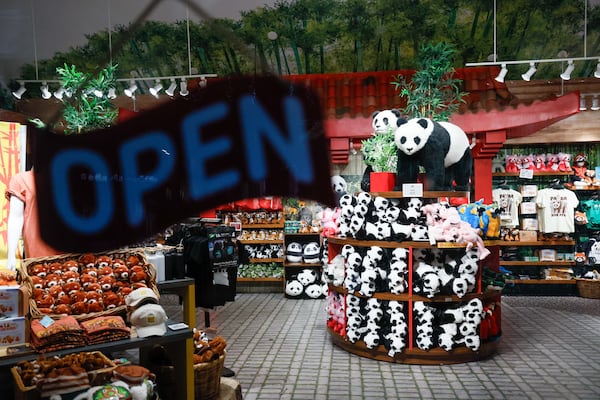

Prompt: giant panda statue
[
  {"left": 361, "top": 109, "right": 403, "bottom": 192},
  {"left": 393, "top": 117, "right": 472, "bottom": 191}
]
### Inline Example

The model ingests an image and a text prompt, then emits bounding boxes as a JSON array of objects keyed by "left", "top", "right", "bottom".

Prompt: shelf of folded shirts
[
  {"left": 505, "top": 279, "right": 576, "bottom": 285},
  {"left": 500, "top": 261, "right": 575, "bottom": 267},
  {"left": 487, "top": 240, "right": 575, "bottom": 246},
  {"left": 492, "top": 172, "right": 573, "bottom": 177}
]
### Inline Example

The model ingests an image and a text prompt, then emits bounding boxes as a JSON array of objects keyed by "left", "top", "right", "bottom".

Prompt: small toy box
[{"left": 0, "top": 316, "right": 26, "bottom": 347}]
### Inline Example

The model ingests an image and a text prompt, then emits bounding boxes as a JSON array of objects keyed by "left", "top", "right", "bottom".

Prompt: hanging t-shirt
[
  {"left": 492, "top": 188, "right": 522, "bottom": 227},
  {"left": 579, "top": 199, "right": 600, "bottom": 230},
  {"left": 535, "top": 188, "right": 579, "bottom": 233}
]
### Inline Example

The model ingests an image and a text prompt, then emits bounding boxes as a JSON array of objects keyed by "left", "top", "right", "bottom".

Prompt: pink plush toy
[
  {"left": 520, "top": 154, "right": 534, "bottom": 170},
  {"left": 504, "top": 154, "right": 520, "bottom": 173},
  {"left": 546, "top": 153, "right": 559, "bottom": 171},
  {"left": 532, "top": 153, "right": 547, "bottom": 171},
  {"left": 319, "top": 207, "right": 341, "bottom": 237},
  {"left": 557, "top": 152, "right": 572, "bottom": 172}
]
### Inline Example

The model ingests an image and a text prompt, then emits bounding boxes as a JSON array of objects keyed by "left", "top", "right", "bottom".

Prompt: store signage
[{"left": 32, "top": 75, "right": 334, "bottom": 252}]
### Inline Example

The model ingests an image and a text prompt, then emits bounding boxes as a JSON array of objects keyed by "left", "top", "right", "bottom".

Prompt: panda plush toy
[
  {"left": 393, "top": 117, "right": 472, "bottom": 191},
  {"left": 361, "top": 109, "right": 403, "bottom": 192}
]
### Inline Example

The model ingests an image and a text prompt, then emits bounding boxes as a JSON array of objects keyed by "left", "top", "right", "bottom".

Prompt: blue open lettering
[
  {"left": 120, "top": 131, "right": 176, "bottom": 226},
  {"left": 240, "top": 95, "right": 313, "bottom": 182},
  {"left": 50, "top": 149, "right": 114, "bottom": 233},
  {"left": 182, "top": 102, "right": 240, "bottom": 199}
]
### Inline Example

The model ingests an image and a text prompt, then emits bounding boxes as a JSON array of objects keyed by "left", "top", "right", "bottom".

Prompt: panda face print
[
  {"left": 366, "top": 246, "right": 384, "bottom": 262},
  {"left": 305, "top": 283, "right": 322, "bottom": 298},
  {"left": 297, "top": 269, "right": 318, "bottom": 286},
  {"left": 394, "top": 118, "right": 432, "bottom": 155},
  {"left": 339, "top": 194, "right": 356, "bottom": 207}
]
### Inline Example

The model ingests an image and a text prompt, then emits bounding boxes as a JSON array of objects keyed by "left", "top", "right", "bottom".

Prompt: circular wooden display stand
[
  {"left": 328, "top": 327, "right": 499, "bottom": 365},
  {"left": 327, "top": 228, "right": 502, "bottom": 364}
]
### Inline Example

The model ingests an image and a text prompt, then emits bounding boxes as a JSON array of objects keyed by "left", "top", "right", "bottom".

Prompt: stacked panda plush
[{"left": 393, "top": 117, "right": 472, "bottom": 191}]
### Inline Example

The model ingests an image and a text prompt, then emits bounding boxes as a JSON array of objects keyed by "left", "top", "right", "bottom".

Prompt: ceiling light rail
[
  {"left": 12, "top": 74, "right": 217, "bottom": 99},
  {"left": 466, "top": 56, "right": 600, "bottom": 82}
]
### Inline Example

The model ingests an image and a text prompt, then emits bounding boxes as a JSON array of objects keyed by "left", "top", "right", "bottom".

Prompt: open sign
[{"left": 32, "top": 76, "right": 334, "bottom": 252}]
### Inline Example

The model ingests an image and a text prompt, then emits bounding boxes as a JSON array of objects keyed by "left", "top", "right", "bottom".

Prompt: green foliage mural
[{"left": 9, "top": 0, "right": 600, "bottom": 95}]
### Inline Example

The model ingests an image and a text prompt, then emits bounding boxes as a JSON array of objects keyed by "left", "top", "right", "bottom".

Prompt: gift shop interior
[{"left": 1, "top": 1, "right": 600, "bottom": 399}]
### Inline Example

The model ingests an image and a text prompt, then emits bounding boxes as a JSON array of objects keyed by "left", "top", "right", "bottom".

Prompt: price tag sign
[
  {"left": 402, "top": 183, "right": 423, "bottom": 197},
  {"left": 519, "top": 168, "right": 534, "bottom": 180}
]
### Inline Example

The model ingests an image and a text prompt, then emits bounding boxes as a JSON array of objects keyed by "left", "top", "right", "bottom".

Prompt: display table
[
  {"left": 0, "top": 325, "right": 195, "bottom": 400},
  {"left": 157, "top": 277, "right": 196, "bottom": 327}
]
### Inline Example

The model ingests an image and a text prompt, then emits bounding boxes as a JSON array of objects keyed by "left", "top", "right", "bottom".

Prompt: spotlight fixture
[
  {"left": 107, "top": 87, "right": 117, "bottom": 99},
  {"left": 165, "top": 78, "right": 177, "bottom": 97},
  {"left": 124, "top": 80, "right": 138, "bottom": 98},
  {"left": 494, "top": 64, "right": 508, "bottom": 83},
  {"left": 53, "top": 87, "right": 65, "bottom": 100},
  {"left": 150, "top": 79, "right": 163, "bottom": 98},
  {"left": 40, "top": 82, "right": 51, "bottom": 99},
  {"left": 560, "top": 60, "right": 575, "bottom": 80},
  {"left": 521, "top": 62, "right": 537, "bottom": 81},
  {"left": 592, "top": 95, "right": 600, "bottom": 111},
  {"left": 179, "top": 78, "right": 189, "bottom": 96},
  {"left": 12, "top": 82, "right": 26, "bottom": 99},
  {"left": 594, "top": 61, "right": 600, "bottom": 79},
  {"left": 199, "top": 77, "right": 207, "bottom": 88},
  {"left": 580, "top": 95, "right": 587, "bottom": 111}
]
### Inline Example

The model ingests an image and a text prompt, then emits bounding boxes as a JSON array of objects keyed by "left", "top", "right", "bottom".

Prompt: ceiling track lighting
[
  {"left": 10, "top": 75, "right": 216, "bottom": 101},
  {"left": 594, "top": 62, "right": 600, "bottom": 79},
  {"left": 149, "top": 79, "right": 163, "bottom": 98},
  {"left": 165, "top": 78, "right": 177, "bottom": 97},
  {"left": 124, "top": 80, "right": 138, "bottom": 98},
  {"left": 580, "top": 95, "right": 587, "bottom": 111},
  {"left": 40, "top": 82, "right": 52, "bottom": 99},
  {"left": 179, "top": 78, "right": 189, "bottom": 96},
  {"left": 521, "top": 62, "right": 537, "bottom": 81},
  {"left": 494, "top": 64, "right": 508, "bottom": 83},
  {"left": 592, "top": 95, "right": 600, "bottom": 111},
  {"left": 560, "top": 60, "right": 575, "bottom": 81},
  {"left": 107, "top": 87, "right": 117, "bottom": 99},
  {"left": 12, "top": 82, "right": 26, "bottom": 99}
]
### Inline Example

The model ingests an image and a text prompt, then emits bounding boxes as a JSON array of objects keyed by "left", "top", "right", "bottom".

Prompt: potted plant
[{"left": 361, "top": 130, "right": 397, "bottom": 191}]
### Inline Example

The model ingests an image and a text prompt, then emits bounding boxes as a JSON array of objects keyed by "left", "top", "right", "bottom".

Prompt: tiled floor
[{"left": 162, "top": 294, "right": 600, "bottom": 400}]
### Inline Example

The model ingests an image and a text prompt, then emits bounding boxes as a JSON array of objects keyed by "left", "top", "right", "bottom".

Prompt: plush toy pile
[
  {"left": 285, "top": 267, "right": 327, "bottom": 299},
  {"left": 192, "top": 328, "right": 227, "bottom": 364},
  {"left": 497, "top": 152, "right": 573, "bottom": 173},
  {"left": 413, "top": 299, "right": 484, "bottom": 351},
  {"left": 242, "top": 243, "right": 283, "bottom": 259},
  {"left": 324, "top": 244, "right": 481, "bottom": 300}
]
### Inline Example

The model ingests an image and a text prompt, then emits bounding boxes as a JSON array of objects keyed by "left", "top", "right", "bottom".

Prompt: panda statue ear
[
  {"left": 396, "top": 117, "right": 408, "bottom": 127},
  {"left": 416, "top": 118, "right": 429, "bottom": 129},
  {"left": 391, "top": 109, "right": 402, "bottom": 118},
  {"left": 372, "top": 110, "right": 380, "bottom": 118}
]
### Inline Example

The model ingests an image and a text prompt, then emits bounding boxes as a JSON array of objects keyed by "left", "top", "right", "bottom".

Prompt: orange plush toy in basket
[{"left": 192, "top": 328, "right": 227, "bottom": 400}]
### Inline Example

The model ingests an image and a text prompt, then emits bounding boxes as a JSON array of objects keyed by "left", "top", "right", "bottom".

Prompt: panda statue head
[
  {"left": 372, "top": 109, "right": 403, "bottom": 134},
  {"left": 394, "top": 118, "right": 433, "bottom": 156}
]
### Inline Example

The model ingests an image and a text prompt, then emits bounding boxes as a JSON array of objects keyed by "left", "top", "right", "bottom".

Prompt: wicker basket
[
  {"left": 21, "top": 249, "right": 158, "bottom": 321},
  {"left": 576, "top": 278, "right": 600, "bottom": 299},
  {"left": 11, "top": 351, "right": 116, "bottom": 400},
  {"left": 194, "top": 352, "right": 226, "bottom": 400}
]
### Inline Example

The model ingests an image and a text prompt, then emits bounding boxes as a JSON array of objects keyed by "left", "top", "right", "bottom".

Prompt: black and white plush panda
[
  {"left": 372, "top": 109, "right": 402, "bottom": 134},
  {"left": 393, "top": 117, "right": 472, "bottom": 191},
  {"left": 361, "top": 109, "right": 404, "bottom": 192}
]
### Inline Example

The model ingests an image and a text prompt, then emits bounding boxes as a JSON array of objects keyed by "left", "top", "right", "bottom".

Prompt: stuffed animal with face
[{"left": 393, "top": 117, "right": 472, "bottom": 191}]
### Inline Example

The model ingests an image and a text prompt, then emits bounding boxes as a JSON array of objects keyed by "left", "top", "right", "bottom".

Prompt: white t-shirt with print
[
  {"left": 492, "top": 188, "right": 522, "bottom": 227},
  {"left": 535, "top": 188, "right": 579, "bottom": 233}
]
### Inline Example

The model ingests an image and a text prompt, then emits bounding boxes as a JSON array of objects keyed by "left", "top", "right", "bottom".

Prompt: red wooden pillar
[{"left": 470, "top": 130, "right": 506, "bottom": 203}]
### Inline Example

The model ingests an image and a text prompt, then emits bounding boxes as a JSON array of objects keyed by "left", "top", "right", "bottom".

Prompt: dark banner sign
[{"left": 32, "top": 75, "right": 334, "bottom": 252}]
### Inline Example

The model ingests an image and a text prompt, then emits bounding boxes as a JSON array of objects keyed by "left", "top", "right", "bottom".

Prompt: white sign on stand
[
  {"left": 402, "top": 183, "right": 423, "bottom": 197},
  {"left": 519, "top": 168, "right": 534, "bottom": 180}
]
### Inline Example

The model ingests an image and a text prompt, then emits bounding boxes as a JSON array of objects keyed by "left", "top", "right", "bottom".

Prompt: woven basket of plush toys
[
  {"left": 21, "top": 249, "right": 159, "bottom": 321},
  {"left": 192, "top": 328, "right": 227, "bottom": 400}
]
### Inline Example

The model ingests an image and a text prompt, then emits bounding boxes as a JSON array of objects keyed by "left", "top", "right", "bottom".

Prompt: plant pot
[{"left": 370, "top": 172, "right": 395, "bottom": 192}]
